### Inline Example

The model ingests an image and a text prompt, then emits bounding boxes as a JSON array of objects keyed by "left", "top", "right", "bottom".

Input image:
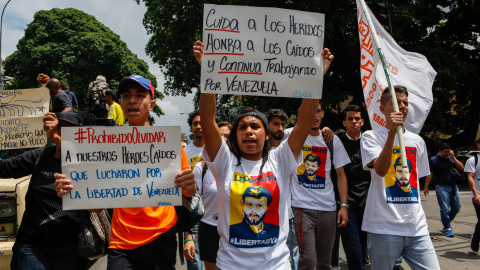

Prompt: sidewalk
[{"left": 337, "top": 190, "right": 480, "bottom": 269}]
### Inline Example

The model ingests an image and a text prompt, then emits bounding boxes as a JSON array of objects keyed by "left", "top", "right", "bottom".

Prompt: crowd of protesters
[{"left": 36, "top": 73, "right": 125, "bottom": 126}]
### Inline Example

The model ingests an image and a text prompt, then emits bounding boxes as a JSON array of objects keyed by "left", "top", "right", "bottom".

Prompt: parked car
[
  {"left": 0, "top": 175, "right": 30, "bottom": 269},
  {"left": 457, "top": 151, "right": 480, "bottom": 166}
]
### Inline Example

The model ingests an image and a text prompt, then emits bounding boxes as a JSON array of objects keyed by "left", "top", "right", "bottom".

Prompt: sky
[{"left": 0, "top": 0, "right": 195, "bottom": 138}]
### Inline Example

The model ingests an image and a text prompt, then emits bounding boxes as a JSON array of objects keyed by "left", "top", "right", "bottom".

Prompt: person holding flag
[
  {"left": 356, "top": 1, "right": 439, "bottom": 268},
  {"left": 360, "top": 86, "right": 440, "bottom": 269}
]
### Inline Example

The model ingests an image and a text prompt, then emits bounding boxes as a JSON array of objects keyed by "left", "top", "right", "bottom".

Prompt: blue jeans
[
  {"left": 18, "top": 244, "right": 84, "bottom": 270},
  {"left": 435, "top": 185, "right": 461, "bottom": 231},
  {"left": 186, "top": 223, "right": 203, "bottom": 270},
  {"left": 367, "top": 233, "right": 440, "bottom": 270},
  {"left": 331, "top": 207, "right": 363, "bottom": 270},
  {"left": 287, "top": 218, "right": 300, "bottom": 270}
]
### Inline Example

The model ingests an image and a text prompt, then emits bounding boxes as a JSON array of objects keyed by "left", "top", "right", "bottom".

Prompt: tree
[
  {"left": 135, "top": 0, "right": 479, "bottom": 145},
  {"left": 4, "top": 8, "right": 164, "bottom": 120}
]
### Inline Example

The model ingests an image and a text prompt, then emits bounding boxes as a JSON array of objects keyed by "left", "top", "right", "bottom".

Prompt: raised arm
[
  {"left": 195, "top": 40, "right": 223, "bottom": 161},
  {"left": 450, "top": 150, "right": 464, "bottom": 170},
  {"left": 288, "top": 98, "right": 318, "bottom": 158},
  {"left": 288, "top": 48, "right": 334, "bottom": 157},
  {"left": 44, "top": 112, "right": 60, "bottom": 146}
]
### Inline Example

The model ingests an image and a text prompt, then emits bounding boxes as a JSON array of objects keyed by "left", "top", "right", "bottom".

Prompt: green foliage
[
  {"left": 136, "top": 0, "right": 479, "bottom": 144},
  {"left": 4, "top": 8, "right": 164, "bottom": 122}
]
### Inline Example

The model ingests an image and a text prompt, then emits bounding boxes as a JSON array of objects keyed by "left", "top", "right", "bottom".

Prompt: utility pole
[{"left": 0, "top": 0, "right": 13, "bottom": 90}]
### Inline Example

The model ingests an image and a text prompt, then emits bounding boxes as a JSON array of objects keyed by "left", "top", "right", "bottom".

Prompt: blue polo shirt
[{"left": 429, "top": 154, "right": 455, "bottom": 186}]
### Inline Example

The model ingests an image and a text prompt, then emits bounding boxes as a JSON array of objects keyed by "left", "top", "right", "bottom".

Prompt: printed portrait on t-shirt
[
  {"left": 189, "top": 155, "right": 201, "bottom": 169},
  {"left": 229, "top": 172, "right": 280, "bottom": 248},
  {"left": 296, "top": 145, "right": 328, "bottom": 189},
  {"left": 385, "top": 147, "right": 419, "bottom": 204}
]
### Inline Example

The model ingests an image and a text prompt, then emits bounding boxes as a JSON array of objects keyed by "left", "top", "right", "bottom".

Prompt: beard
[
  {"left": 244, "top": 212, "right": 265, "bottom": 226},
  {"left": 396, "top": 179, "right": 409, "bottom": 187},
  {"left": 271, "top": 132, "right": 283, "bottom": 141}
]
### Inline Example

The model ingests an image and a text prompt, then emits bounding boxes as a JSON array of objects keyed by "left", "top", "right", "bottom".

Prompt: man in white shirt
[
  {"left": 285, "top": 102, "right": 350, "bottom": 270},
  {"left": 184, "top": 109, "right": 204, "bottom": 270},
  {"left": 360, "top": 85, "right": 440, "bottom": 269},
  {"left": 464, "top": 138, "right": 480, "bottom": 253},
  {"left": 185, "top": 110, "right": 204, "bottom": 168}
]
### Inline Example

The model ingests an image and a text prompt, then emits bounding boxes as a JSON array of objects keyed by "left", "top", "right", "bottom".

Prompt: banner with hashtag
[{"left": 60, "top": 125, "right": 182, "bottom": 210}]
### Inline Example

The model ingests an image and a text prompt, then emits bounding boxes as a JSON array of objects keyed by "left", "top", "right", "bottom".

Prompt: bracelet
[
  {"left": 184, "top": 238, "right": 194, "bottom": 243},
  {"left": 340, "top": 203, "right": 349, "bottom": 209}
]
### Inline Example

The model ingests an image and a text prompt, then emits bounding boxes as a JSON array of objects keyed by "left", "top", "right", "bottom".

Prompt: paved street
[
  {"left": 336, "top": 188, "right": 480, "bottom": 270},
  {"left": 91, "top": 189, "right": 479, "bottom": 270}
]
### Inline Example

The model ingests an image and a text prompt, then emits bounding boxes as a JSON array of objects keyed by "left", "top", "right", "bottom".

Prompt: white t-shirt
[
  {"left": 184, "top": 142, "right": 203, "bottom": 168},
  {"left": 284, "top": 128, "right": 351, "bottom": 211},
  {"left": 464, "top": 154, "right": 480, "bottom": 198},
  {"left": 360, "top": 127, "right": 430, "bottom": 236},
  {"left": 273, "top": 145, "right": 294, "bottom": 220},
  {"left": 194, "top": 162, "right": 218, "bottom": 226},
  {"left": 203, "top": 139, "right": 301, "bottom": 270}
]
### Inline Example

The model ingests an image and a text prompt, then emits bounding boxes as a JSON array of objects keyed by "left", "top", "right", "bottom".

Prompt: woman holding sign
[{"left": 193, "top": 40, "right": 333, "bottom": 269}]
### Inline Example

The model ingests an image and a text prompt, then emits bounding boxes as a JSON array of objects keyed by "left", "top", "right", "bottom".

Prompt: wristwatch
[{"left": 340, "top": 203, "right": 349, "bottom": 208}]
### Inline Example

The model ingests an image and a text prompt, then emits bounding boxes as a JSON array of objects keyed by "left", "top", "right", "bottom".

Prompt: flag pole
[{"left": 358, "top": 0, "right": 408, "bottom": 170}]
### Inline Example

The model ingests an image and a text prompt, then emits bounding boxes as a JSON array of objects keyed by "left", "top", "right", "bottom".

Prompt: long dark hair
[{"left": 227, "top": 107, "right": 272, "bottom": 174}]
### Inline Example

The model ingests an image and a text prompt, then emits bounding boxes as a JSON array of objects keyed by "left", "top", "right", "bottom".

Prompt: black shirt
[
  {"left": 338, "top": 132, "right": 371, "bottom": 208},
  {"left": 0, "top": 146, "right": 83, "bottom": 247}
]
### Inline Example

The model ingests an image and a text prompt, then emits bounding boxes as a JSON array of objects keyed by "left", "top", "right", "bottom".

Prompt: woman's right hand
[{"left": 54, "top": 173, "right": 73, "bottom": 198}]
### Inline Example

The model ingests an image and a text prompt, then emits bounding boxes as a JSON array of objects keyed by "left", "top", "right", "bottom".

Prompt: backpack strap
[
  {"left": 475, "top": 154, "right": 478, "bottom": 167},
  {"left": 201, "top": 162, "right": 208, "bottom": 195},
  {"left": 326, "top": 140, "right": 334, "bottom": 169}
]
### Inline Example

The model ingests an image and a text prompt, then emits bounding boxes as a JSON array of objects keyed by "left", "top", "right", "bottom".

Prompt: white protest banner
[
  {"left": 0, "top": 88, "right": 49, "bottom": 150},
  {"left": 201, "top": 4, "right": 325, "bottom": 99},
  {"left": 356, "top": 1, "right": 436, "bottom": 134},
  {"left": 61, "top": 126, "right": 182, "bottom": 210}
]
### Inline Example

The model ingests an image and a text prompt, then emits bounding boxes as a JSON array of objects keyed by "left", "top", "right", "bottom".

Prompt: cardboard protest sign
[
  {"left": 201, "top": 4, "right": 325, "bottom": 99},
  {"left": 0, "top": 88, "right": 49, "bottom": 150},
  {"left": 61, "top": 126, "right": 182, "bottom": 210}
]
